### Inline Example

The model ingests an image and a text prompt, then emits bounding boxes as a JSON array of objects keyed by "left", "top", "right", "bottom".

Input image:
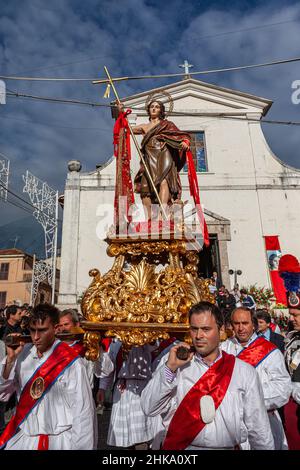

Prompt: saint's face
[
  {"left": 289, "top": 309, "right": 300, "bottom": 331},
  {"left": 149, "top": 101, "right": 161, "bottom": 119},
  {"left": 29, "top": 317, "right": 57, "bottom": 354},
  {"left": 231, "top": 310, "right": 255, "bottom": 345}
]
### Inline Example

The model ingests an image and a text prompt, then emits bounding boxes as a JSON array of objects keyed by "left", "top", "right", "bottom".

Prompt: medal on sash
[{"left": 30, "top": 377, "right": 45, "bottom": 399}]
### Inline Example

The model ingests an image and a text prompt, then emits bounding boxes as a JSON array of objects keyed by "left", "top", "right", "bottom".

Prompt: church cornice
[{"left": 116, "top": 78, "right": 272, "bottom": 116}]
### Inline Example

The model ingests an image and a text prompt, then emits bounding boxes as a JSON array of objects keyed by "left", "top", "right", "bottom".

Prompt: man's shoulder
[
  {"left": 270, "top": 330, "right": 284, "bottom": 344},
  {"left": 220, "top": 338, "right": 236, "bottom": 354},
  {"left": 234, "top": 356, "right": 257, "bottom": 376}
]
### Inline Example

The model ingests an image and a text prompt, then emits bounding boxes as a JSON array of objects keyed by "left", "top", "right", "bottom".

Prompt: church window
[{"left": 182, "top": 132, "right": 207, "bottom": 173}]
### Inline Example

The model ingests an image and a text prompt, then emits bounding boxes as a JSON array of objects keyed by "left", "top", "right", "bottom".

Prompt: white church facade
[{"left": 57, "top": 78, "right": 300, "bottom": 309}]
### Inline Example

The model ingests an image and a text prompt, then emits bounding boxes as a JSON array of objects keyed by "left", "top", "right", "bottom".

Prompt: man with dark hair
[
  {"left": 256, "top": 309, "right": 284, "bottom": 353},
  {"left": 240, "top": 289, "right": 256, "bottom": 310},
  {"left": 58, "top": 308, "right": 114, "bottom": 394},
  {"left": 217, "top": 289, "right": 236, "bottom": 313},
  {"left": 284, "top": 304, "right": 300, "bottom": 449},
  {"left": 2, "top": 306, "right": 22, "bottom": 340},
  {"left": 221, "top": 307, "right": 291, "bottom": 449},
  {"left": 0, "top": 303, "right": 97, "bottom": 450},
  {"left": 142, "top": 301, "right": 274, "bottom": 450}
]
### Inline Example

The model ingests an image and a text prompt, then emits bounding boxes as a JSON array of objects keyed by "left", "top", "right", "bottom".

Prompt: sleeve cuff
[{"left": 165, "top": 364, "right": 177, "bottom": 383}]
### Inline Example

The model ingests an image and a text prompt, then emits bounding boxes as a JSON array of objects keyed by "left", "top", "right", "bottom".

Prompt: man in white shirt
[
  {"left": 141, "top": 301, "right": 274, "bottom": 450},
  {"left": 221, "top": 307, "right": 291, "bottom": 449},
  {"left": 0, "top": 304, "right": 97, "bottom": 450},
  {"left": 284, "top": 306, "right": 300, "bottom": 449}
]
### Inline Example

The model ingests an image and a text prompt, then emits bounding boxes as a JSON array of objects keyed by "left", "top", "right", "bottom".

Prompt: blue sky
[{"left": 1, "top": 0, "right": 300, "bottom": 227}]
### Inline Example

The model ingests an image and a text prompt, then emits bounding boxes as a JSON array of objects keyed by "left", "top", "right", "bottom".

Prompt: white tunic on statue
[
  {"left": 221, "top": 333, "right": 291, "bottom": 450},
  {"left": 106, "top": 342, "right": 154, "bottom": 447},
  {"left": 141, "top": 350, "right": 274, "bottom": 450},
  {"left": 0, "top": 340, "right": 97, "bottom": 450}
]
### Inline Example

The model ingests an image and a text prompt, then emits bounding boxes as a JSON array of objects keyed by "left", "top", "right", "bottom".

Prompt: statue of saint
[{"left": 120, "top": 100, "right": 191, "bottom": 219}]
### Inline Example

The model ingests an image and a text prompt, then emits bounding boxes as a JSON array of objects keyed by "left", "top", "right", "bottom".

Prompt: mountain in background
[{"left": 0, "top": 216, "right": 62, "bottom": 258}]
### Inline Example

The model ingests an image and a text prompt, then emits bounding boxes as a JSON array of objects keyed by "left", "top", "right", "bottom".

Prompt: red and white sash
[
  {"left": 237, "top": 336, "right": 277, "bottom": 368},
  {"left": 69, "top": 340, "right": 86, "bottom": 357},
  {"left": 0, "top": 341, "right": 80, "bottom": 450},
  {"left": 162, "top": 351, "right": 235, "bottom": 450}
]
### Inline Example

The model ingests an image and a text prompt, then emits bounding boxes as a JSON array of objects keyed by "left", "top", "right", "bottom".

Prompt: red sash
[
  {"left": 162, "top": 352, "right": 235, "bottom": 450},
  {"left": 0, "top": 341, "right": 80, "bottom": 449},
  {"left": 237, "top": 336, "right": 277, "bottom": 368},
  {"left": 70, "top": 341, "right": 86, "bottom": 357}
]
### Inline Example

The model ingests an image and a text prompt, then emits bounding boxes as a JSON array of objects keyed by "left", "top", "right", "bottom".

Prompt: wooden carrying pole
[{"left": 103, "top": 66, "right": 168, "bottom": 220}]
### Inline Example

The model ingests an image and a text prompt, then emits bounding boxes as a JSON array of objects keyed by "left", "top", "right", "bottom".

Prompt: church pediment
[
  {"left": 183, "top": 206, "right": 230, "bottom": 225},
  {"left": 203, "top": 208, "right": 230, "bottom": 225},
  {"left": 120, "top": 78, "right": 272, "bottom": 117}
]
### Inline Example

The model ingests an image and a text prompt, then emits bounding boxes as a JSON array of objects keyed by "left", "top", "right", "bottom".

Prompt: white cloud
[{"left": 0, "top": 0, "right": 299, "bottom": 228}]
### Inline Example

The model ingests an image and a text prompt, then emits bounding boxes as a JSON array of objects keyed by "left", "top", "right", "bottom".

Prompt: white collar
[
  {"left": 30, "top": 339, "right": 60, "bottom": 360},
  {"left": 195, "top": 348, "right": 222, "bottom": 368},
  {"left": 231, "top": 332, "right": 257, "bottom": 349}
]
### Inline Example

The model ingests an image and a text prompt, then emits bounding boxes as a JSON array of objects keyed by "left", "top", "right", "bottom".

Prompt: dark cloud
[{"left": 0, "top": 0, "right": 299, "bottom": 229}]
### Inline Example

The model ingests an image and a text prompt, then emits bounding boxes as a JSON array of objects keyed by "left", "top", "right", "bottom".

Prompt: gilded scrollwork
[
  {"left": 105, "top": 329, "right": 170, "bottom": 350},
  {"left": 83, "top": 331, "right": 101, "bottom": 361},
  {"left": 81, "top": 236, "right": 211, "bottom": 349}
]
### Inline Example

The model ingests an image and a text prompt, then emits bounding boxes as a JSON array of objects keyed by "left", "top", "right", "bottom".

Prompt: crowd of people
[{"left": 0, "top": 295, "right": 299, "bottom": 451}]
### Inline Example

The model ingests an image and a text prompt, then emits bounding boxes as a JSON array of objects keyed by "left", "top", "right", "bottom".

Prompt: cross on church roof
[{"left": 179, "top": 60, "right": 194, "bottom": 79}]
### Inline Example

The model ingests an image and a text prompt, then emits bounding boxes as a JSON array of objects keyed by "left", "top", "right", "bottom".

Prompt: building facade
[
  {"left": 0, "top": 248, "right": 59, "bottom": 307},
  {"left": 57, "top": 78, "right": 300, "bottom": 310}
]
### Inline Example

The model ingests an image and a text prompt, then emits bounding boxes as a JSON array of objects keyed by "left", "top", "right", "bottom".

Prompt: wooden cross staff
[{"left": 101, "top": 66, "right": 168, "bottom": 221}]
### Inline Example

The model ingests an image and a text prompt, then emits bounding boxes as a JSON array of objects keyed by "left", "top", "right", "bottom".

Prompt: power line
[
  {"left": 6, "top": 91, "right": 106, "bottom": 107},
  {"left": 0, "top": 113, "right": 111, "bottom": 132},
  {"left": 2, "top": 17, "right": 296, "bottom": 77},
  {"left": 1, "top": 56, "right": 300, "bottom": 83},
  {"left": 5, "top": 92, "right": 300, "bottom": 126},
  {"left": 192, "top": 18, "right": 298, "bottom": 41},
  {"left": 0, "top": 181, "right": 63, "bottom": 223}
]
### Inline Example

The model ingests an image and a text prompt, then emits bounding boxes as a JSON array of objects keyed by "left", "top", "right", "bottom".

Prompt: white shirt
[
  {"left": 141, "top": 351, "right": 274, "bottom": 450},
  {"left": 0, "top": 340, "right": 96, "bottom": 449},
  {"left": 221, "top": 333, "right": 291, "bottom": 410}
]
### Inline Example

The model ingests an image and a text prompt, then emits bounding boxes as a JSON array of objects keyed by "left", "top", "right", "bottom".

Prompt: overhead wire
[
  {"left": 0, "top": 181, "right": 63, "bottom": 223},
  {"left": 0, "top": 56, "right": 300, "bottom": 83},
  {"left": 4, "top": 91, "right": 300, "bottom": 126}
]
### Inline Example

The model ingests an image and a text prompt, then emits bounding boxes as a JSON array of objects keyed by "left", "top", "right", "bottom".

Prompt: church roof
[{"left": 116, "top": 77, "right": 273, "bottom": 117}]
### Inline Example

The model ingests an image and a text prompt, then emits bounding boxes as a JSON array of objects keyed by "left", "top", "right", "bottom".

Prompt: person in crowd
[
  {"left": 58, "top": 309, "right": 113, "bottom": 393},
  {"left": 231, "top": 286, "right": 242, "bottom": 307},
  {"left": 102, "top": 341, "right": 155, "bottom": 449},
  {"left": 256, "top": 309, "right": 285, "bottom": 353},
  {"left": 284, "top": 304, "right": 300, "bottom": 449},
  {"left": 221, "top": 307, "right": 291, "bottom": 449},
  {"left": 2, "top": 306, "right": 22, "bottom": 340},
  {"left": 217, "top": 289, "right": 236, "bottom": 313},
  {"left": 211, "top": 271, "right": 221, "bottom": 289},
  {"left": 208, "top": 279, "right": 217, "bottom": 296},
  {"left": 0, "top": 303, "right": 97, "bottom": 450},
  {"left": 0, "top": 339, "right": 5, "bottom": 434},
  {"left": 240, "top": 289, "right": 256, "bottom": 311},
  {"left": 141, "top": 301, "right": 274, "bottom": 450}
]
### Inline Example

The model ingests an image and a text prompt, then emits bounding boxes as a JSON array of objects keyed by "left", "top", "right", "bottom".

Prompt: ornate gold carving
[
  {"left": 105, "top": 329, "right": 170, "bottom": 350},
  {"left": 196, "top": 277, "right": 216, "bottom": 304},
  {"left": 81, "top": 236, "right": 213, "bottom": 350},
  {"left": 83, "top": 331, "right": 101, "bottom": 361}
]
